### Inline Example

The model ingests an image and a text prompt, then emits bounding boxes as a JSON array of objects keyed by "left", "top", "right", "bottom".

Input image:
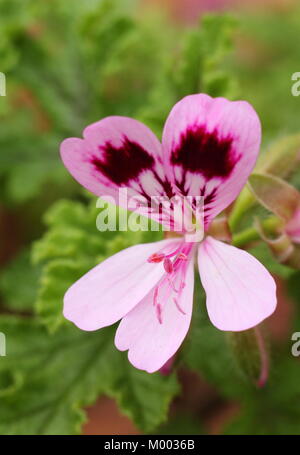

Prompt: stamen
[
  {"left": 148, "top": 243, "right": 187, "bottom": 266},
  {"left": 167, "top": 276, "right": 178, "bottom": 292},
  {"left": 156, "top": 303, "right": 163, "bottom": 324},
  {"left": 173, "top": 298, "right": 186, "bottom": 315},
  {"left": 153, "top": 286, "right": 159, "bottom": 306},
  {"left": 167, "top": 276, "right": 185, "bottom": 293},
  {"left": 147, "top": 253, "right": 165, "bottom": 263},
  {"left": 148, "top": 242, "right": 193, "bottom": 323},
  {"left": 165, "top": 245, "right": 182, "bottom": 259},
  {"left": 163, "top": 258, "right": 173, "bottom": 274}
]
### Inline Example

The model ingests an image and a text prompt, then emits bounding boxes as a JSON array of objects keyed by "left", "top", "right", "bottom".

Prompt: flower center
[{"left": 147, "top": 243, "right": 193, "bottom": 324}]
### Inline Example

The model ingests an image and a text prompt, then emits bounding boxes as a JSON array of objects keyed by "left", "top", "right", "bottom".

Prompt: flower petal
[
  {"left": 64, "top": 239, "right": 180, "bottom": 331},
  {"left": 115, "top": 256, "right": 194, "bottom": 373},
  {"left": 198, "top": 236, "right": 277, "bottom": 331},
  {"left": 60, "top": 116, "right": 175, "bottom": 226},
  {"left": 162, "top": 94, "right": 261, "bottom": 226}
]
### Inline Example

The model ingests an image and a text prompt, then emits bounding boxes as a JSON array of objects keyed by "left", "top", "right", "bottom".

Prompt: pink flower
[{"left": 60, "top": 94, "right": 277, "bottom": 373}]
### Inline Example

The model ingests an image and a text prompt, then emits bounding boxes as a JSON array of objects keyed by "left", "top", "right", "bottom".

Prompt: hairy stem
[
  {"left": 232, "top": 216, "right": 280, "bottom": 248},
  {"left": 254, "top": 327, "right": 269, "bottom": 388}
]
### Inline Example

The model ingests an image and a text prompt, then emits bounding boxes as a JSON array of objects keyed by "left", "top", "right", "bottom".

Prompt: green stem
[
  {"left": 232, "top": 216, "right": 280, "bottom": 248},
  {"left": 229, "top": 186, "right": 255, "bottom": 231}
]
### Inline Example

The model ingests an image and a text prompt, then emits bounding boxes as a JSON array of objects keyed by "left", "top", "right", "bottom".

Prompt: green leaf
[
  {"left": 175, "top": 14, "right": 237, "bottom": 99},
  {"left": 155, "top": 414, "right": 203, "bottom": 435},
  {"left": 0, "top": 316, "right": 179, "bottom": 435},
  {"left": 181, "top": 280, "right": 250, "bottom": 399},
  {"left": 258, "top": 134, "right": 300, "bottom": 180},
  {"left": 0, "top": 249, "right": 40, "bottom": 312},
  {"left": 138, "top": 13, "right": 238, "bottom": 137},
  {"left": 230, "top": 132, "right": 300, "bottom": 232},
  {"left": 32, "top": 199, "right": 162, "bottom": 332},
  {"left": 286, "top": 270, "right": 300, "bottom": 328},
  {"left": 183, "top": 280, "right": 300, "bottom": 435},
  {"left": 248, "top": 243, "right": 294, "bottom": 279},
  {"left": 225, "top": 357, "right": 300, "bottom": 435},
  {"left": 0, "top": 0, "right": 170, "bottom": 203}
]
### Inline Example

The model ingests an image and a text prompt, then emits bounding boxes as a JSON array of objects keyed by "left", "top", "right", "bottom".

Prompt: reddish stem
[{"left": 254, "top": 327, "right": 269, "bottom": 388}]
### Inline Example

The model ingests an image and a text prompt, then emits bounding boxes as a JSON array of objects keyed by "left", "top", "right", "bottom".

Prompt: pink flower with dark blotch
[{"left": 60, "top": 94, "right": 277, "bottom": 373}]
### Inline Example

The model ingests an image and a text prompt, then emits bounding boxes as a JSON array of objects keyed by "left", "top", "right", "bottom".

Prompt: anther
[{"left": 147, "top": 253, "right": 165, "bottom": 263}]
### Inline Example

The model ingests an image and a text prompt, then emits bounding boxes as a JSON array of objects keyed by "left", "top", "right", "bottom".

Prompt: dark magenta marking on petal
[
  {"left": 91, "top": 136, "right": 154, "bottom": 185},
  {"left": 171, "top": 125, "right": 240, "bottom": 179},
  {"left": 204, "top": 187, "right": 217, "bottom": 206},
  {"left": 175, "top": 170, "right": 188, "bottom": 197},
  {"left": 203, "top": 188, "right": 218, "bottom": 224},
  {"left": 152, "top": 170, "right": 175, "bottom": 199}
]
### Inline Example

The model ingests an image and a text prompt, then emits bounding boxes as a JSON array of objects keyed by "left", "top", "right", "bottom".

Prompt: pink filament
[
  {"left": 173, "top": 297, "right": 186, "bottom": 315},
  {"left": 156, "top": 303, "right": 163, "bottom": 324},
  {"left": 163, "top": 258, "right": 173, "bottom": 274},
  {"left": 153, "top": 286, "right": 159, "bottom": 306},
  {"left": 148, "top": 243, "right": 192, "bottom": 324}
]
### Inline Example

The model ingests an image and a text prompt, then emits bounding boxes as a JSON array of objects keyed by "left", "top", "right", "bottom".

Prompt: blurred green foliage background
[{"left": 1, "top": 0, "right": 300, "bottom": 435}]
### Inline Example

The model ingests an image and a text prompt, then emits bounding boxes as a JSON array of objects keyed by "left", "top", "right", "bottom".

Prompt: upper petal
[
  {"left": 60, "top": 116, "right": 175, "bottom": 226},
  {"left": 64, "top": 239, "right": 180, "bottom": 331},
  {"left": 162, "top": 94, "right": 261, "bottom": 226},
  {"left": 198, "top": 236, "right": 277, "bottom": 331},
  {"left": 115, "top": 252, "right": 194, "bottom": 373}
]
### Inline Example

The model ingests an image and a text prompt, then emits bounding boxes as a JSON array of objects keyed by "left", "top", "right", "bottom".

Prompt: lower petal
[
  {"left": 64, "top": 239, "right": 179, "bottom": 331},
  {"left": 115, "top": 257, "right": 194, "bottom": 373},
  {"left": 198, "top": 236, "right": 277, "bottom": 331}
]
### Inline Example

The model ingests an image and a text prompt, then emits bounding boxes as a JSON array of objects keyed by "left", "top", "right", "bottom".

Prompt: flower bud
[
  {"left": 229, "top": 134, "right": 300, "bottom": 229},
  {"left": 249, "top": 173, "right": 300, "bottom": 222},
  {"left": 227, "top": 328, "right": 269, "bottom": 387},
  {"left": 255, "top": 218, "right": 300, "bottom": 269}
]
